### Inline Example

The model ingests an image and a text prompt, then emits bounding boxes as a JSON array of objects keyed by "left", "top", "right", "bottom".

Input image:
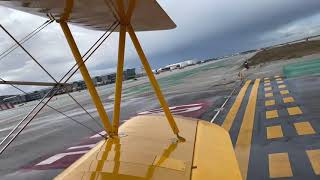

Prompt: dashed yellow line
[
  {"left": 264, "top": 87, "right": 272, "bottom": 91},
  {"left": 264, "top": 82, "right": 271, "bottom": 86},
  {"left": 306, "top": 149, "right": 320, "bottom": 175},
  {"left": 266, "top": 110, "right": 279, "bottom": 119},
  {"left": 222, "top": 80, "right": 252, "bottom": 132},
  {"left": 280, "top": 90, "right": 289, "bottom": 95},
  {"left": 265, "top": 93, "right": 273, "bottom": 98},
  {"left": 278, "top": 84, "right": 286, "bottom": 89},
  {"left": 294, "top": 122, "right": 315, "bottom": 135},
  {"left": 235, "top": 79, "right": 260, "bottom": 180},
  {"left": 267, "top": 125, "right": 283, "bottom": 139},
  {"left": 287, "top": 106, "right": 303, "bottom": 116},
  {"left": 283, "top": 97, "right": 295, "bottom": 103},
  {"left": 269, "top": 153, "right": 293, "bottom": 178},
  {"left": 265, "top": 100, "right": 275, "bottom": 106}
]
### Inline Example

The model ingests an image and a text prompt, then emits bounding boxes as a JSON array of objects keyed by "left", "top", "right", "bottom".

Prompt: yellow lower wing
[{"left": 55, "top": 115, "right": 242, "bottom": 180}]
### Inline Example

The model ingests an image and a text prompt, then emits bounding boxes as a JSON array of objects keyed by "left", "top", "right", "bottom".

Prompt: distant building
[
  {"left": 135, "top": 66, "right": 146, "bottom": 77},
  {"left": 165, "top": 64, "right": 180, "bottom": 70},
  {"left": 178, "top": 60, "right": 196, "bottom": 67},
  {"left": 123, "top": 68, "right": 136, "bottom": 80},
  {"left": 0, "top": 68, "right": 138, "bottom": 103},
  {"left": 92, "top": 76, "right": 103, "bottom": 86},
  {"left": 107, "top": 73, "right": 117, "bottom": 83},
  {"left": 161, "top": 59, "right": 196, "bottom": 72},
  {"left": 158, "top": 67, "right": 171, "bottom": 72},
  {"left": 2, "top": 95, "right": 26, "bottom": 104},
  {"left": 100, "top": 75, "right": 112, "bottom": 85},
  {"left": 72, "top": 81, "right": 86, "bottom": 91},
  {"left": 25, "top": 91, "right": 47, "bottom": 102}
]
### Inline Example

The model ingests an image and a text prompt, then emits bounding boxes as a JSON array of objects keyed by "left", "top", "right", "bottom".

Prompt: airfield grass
[
  {"left": 248, "top": 40, "right": 320, "bottom": 65},
  {"left": 122, "top": 60, "right": 227, "bottom": 97},
  {"left": 283, "top": 58, "right": 320, "bottom": 78}
]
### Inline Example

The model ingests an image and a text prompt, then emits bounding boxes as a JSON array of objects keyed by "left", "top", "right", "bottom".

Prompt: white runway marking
[
  {"left": 138, "top": 103, "right": 203, "bottom": 115},
  {"left": 67, "top": 144, "right": 97, "bottom": 150},
  {"left": 90, "top": 131, "right": 106, "bottom": 138},
  {"left": 36, "top": 150, "right": 89, "bottom": 166}
]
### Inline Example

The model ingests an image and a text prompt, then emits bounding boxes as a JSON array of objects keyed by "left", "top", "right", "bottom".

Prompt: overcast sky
[{"left": 1, "top": 0, "right": 320, "bottom": 95}]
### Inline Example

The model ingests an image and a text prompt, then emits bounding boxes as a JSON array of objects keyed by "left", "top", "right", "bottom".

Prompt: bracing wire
[
  {"left": 0, "top": 24, "right": 57, "bottom": 82},
  {"left": 0, "top": 22, "right": 118, "bottom": 147},
  {"left": 0, "top": 77, "right": 105, "bottom": 137},
  {"left": 67, "top": 94, "right": 103, "bottom": 129},
  {"left": 0, "top": 20, "right": 53, "bottom": 62},
  {"left": 61, "top": 21, "right": 119, "bottom": 82},
  {"left": 0, "top": 22, "right": 114, "bottom": 130},
  {"left": 82, "top": 21, "right": 117, "bottom": 59},
  {"left": 0, "top": 21, "right": 119, "bottom": 154},
  {"left": 0, "top": 23, "right": 105, "bottom": 129}
]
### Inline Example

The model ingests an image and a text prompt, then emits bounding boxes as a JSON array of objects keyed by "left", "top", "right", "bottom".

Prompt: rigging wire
[
  {"left": 67, "top": 94, "right": 103, "bottom": 129},
  {"left": 0, "top": 24, "right": 57, "bottom": 82},
  {"left": 0, "top": 21, "right": 119, "bottom": 154},
  {"left": 0, "top": 20, "right": 54, "bottom": 62},
  {"left": 0, "top": 77, "right": 105, "bottom": 137},
  {"left": 82, "top": 21, "right": 118, "bottom": 59},
  {"left": 61, "top": 21, "right": 119, "bottom": 82},
  {"left": 0, "top": 21, "right": 118, "bottom": 147},
  {"left": 0, "top": 23, "right": 104, "bottom": 130},
  {"left": 0, "top": 21, "right": 118, "bottom": 142}
]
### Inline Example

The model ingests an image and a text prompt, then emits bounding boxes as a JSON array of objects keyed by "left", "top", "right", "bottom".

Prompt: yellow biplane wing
[
  {"left": 0, "top": 0, "right": 242, "bottom": 179},
  {"left": 0, "top": 0, "right": 176, "bottom": 31},
  {"left": 55, "top": 115, "right": 242, "bottom": 180}
]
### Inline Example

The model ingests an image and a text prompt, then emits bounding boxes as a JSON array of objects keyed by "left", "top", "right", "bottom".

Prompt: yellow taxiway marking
[
  {"left": 283, "top": 97, "right": 295, "bottom": 103},
  {"left": 269, "top": 153, "right": 293, "bottom": 178},
  {"left": 306, "top": 150, "right": 320, "bottom": 175},
  {"left": 264, "top": 80, "right": 271, "bottom": 83},
  {"left": 264, "top": 87, "right": 272, "bottom": 91},
  {"left": 287, "top": 107, "right": 303, "bottom": 116},
  {"left": 235, "top": 79, "right": 260, "bottom": 180},
  {"left": 267, "top": 125, "right": 283, "bottom": 139},
  {"left": 294, "top": 122, "right": 315, "bottom": 135},
  {"left": 266, "top": 110, "right": 279, "bottom": 119},
  {"left": 264, "top": 82, "right": 271, "bottom": 87},
  {"left": 278, "top": 84, "right": 286, "bottom": 89},
  {"left": 280, "top": 90, "right": 289, "bottom": 95},
  {"left": 277, "top": 80, "right": 284, "bottom": 84},
  {"left": 265, "top": 93, "right": 273, "bottom": 98},
  {"left": 265, "top": 100, "right": 275, "bottom": 106},
  {"left": 222, "top": 80, "right": 252, "bottom": 131}
]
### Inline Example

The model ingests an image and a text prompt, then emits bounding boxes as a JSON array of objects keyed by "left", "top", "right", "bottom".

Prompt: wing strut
[
  {"left": 60, "top": 22, "right": 114, "bottom": 137},
  {"left": 111, "top": 0, "right": 133, "bottom": 134},
  {"left": 57, "top": 0, "right": 184, "bottom": 140},
  {"left": 127, "top": 25, "right": 184, "bottom": 141},
  {"left": 112, "top": 0, "right": 184, "bottom": 140}
]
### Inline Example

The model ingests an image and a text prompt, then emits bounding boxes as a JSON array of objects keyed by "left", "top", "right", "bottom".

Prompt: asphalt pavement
[{"left": 1, "top": 53, "right": 320, "bottom": 180}]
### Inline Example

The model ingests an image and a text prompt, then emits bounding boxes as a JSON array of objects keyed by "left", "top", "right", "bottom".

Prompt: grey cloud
[{"left": 1, "top": 0, "right": 320, "bottom": 95}]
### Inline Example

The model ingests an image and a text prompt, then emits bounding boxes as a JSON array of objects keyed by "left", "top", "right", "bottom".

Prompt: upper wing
[{"left": 0, "top": 0, "right": 176, "bottom": 31}]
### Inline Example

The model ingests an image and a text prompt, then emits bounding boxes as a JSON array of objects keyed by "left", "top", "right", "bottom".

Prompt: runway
[
  {"left": 215, "top": 74, "right": 320, "bottom": 180},
  {"left": 1, "top": 53, "right": 320, "bottom": 179}
]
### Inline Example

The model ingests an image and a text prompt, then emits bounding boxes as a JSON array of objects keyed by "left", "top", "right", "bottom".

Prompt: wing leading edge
[{"left": 0, "top": 0, "right": 176, "bottom": 31}]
